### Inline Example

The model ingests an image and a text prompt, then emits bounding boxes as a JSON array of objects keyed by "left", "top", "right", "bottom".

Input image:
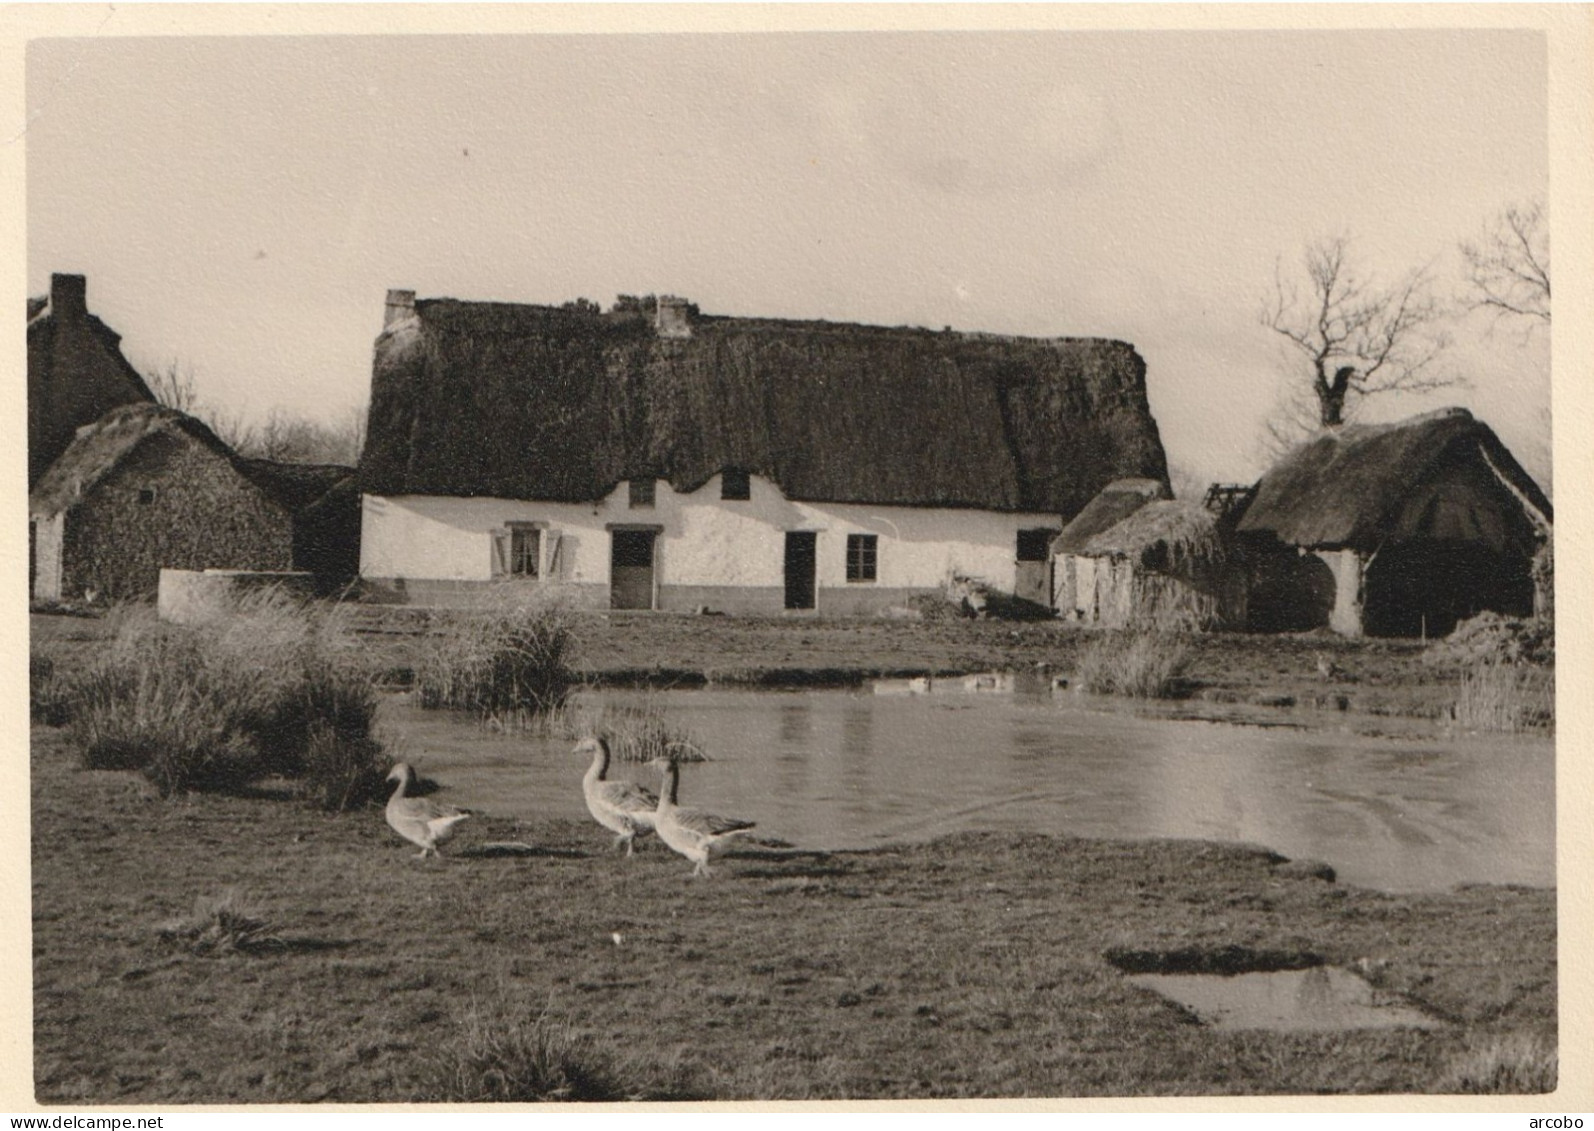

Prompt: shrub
[
  {"left": 422, "top": 1004, "right": 704, "bottom": 1102},
  {"left": 415, "top": 590, "right": 578, "bottom": 726},
  {"left": 296, "top": 724, "right": 394, "bottom": 813},
  {"left": 62, "top": 590, "right": 386, "bottom": 803},
  {"left": 1437, "top": 1031, "right": 1556, "bottom": 1094},
  {"left": 1447, "top": 660, "right": 1553, "bottom": 733},
  {"left": 1074, "top": 629, "right": 1193, "bottom": 699}
]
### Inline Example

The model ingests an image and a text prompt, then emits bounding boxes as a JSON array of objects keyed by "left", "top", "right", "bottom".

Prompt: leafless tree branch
[{"left": 1461, "top": 199, "right": 1550, "bottom": 327}]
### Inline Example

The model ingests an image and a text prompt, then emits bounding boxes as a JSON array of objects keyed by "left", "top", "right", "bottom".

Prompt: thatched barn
[
  {"left": 1235, "top": 408, "right": 1551, "bottom": 638},
  {"left": 1049, "top": 478, "right": 1169, "bottom": 619},
  {"left": 240, "top": 459, "right": 362, "bottom": 592},
  {"left": 28, "top": 274, "right": 155, "bottom": 488},
  {"left": 29, "top": 403, "right": 294, "bottom": 603},
  {"left": 1056, "top": 498, "right": 1242, "bottom": 631},
  {"left": 359, "top": 290, "right": 1169, "bottom": 612}
]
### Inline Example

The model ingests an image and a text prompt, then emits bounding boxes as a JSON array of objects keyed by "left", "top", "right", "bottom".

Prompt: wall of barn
[
  {"left": 360, "top": 472, "right": 1055, "bottom": 612},
  {"left": 56, "top": 432, "right": 293, "bottom": 602},
  {"left": 31, "top": 513, "right": 66, "bottom": 602}
]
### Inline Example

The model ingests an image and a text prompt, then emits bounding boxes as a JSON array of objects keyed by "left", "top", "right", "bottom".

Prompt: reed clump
[
  {"left": 64, "top": 590, "right": 387, "bottom": 804},
  {"left": 1074, "top": 628, "right": 1193, "bottom": 699},
  {"left": 545, "top": 697, "right": 706, "bottom": 763},
  {"left": 1447, "top": 660, "right": 1553, "bottom": 734},
  {"left": 414, "top": 589, "right": 579, "bottom": 726},
  {"left": 1437, "top": 1031, "right": 1556, "bottom": 1094}
]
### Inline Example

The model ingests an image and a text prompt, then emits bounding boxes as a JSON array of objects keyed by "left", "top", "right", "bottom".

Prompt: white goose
[
  {"left": 384, "top": 762, "right": 472, "bottom": 858},
  {"left": 577, "top": 736, "right": 658, "bottom": 856},
  {"left": 648, "top": 757, "right": 757, "bottom": 877}
]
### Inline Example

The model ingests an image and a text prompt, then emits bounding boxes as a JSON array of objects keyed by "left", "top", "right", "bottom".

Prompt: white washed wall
[{"left": 361, "top": 474, "right": 1056, "bottom": 594}]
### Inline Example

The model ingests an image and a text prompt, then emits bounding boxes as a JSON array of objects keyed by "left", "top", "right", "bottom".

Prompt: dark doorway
[
  {"left": 1015, "top": 527, "right": 1060, "bottom": 607},
  {"left": 785, "top": 532, "right": 816, "bottom": 610},
  {"left": 610, "top": 529, "right": 656, "bottom": 610},
  {"left": 1363, "top": 541, "right": 1533, "bottom": 638}
]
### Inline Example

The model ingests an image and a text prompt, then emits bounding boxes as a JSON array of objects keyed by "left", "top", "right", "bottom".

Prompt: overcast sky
[{"left": 26, "top": 29, "right": 1550, "bottom": 488}]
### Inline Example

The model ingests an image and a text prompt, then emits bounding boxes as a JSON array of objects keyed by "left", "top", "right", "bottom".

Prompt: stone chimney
[
  {"left": 656, "top": 295, "right": 692, "bottom": 340},
  {"left": 384, "top": 289, "right": 416, "bottom": 328},
  {"left": 51, "top": 273, "right": 87, "bottom": 320}
]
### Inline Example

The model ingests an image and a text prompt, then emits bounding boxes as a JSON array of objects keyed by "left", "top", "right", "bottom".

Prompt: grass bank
[{"left": 31, "top": 724, "right": 1554, "bottom": 1103}]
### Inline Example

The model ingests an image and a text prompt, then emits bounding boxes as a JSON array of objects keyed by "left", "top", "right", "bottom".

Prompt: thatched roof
[
  {"left": 30, "top": 403, "right": 269, "bottom": 517},
  {"left": 1236, "top": 408, "right": 1551, "bottom": 555},
  {"left": 360, "top": 296, "right": 1169, "bottom": 515},
  {"left": 1083, "top": 499, "right": 1227, "bottom": 566},
  {"left": 239, "top": 459, "right": 356, "bottom": 514},
  {"left": 1050, "top": 478, "right": 1169, "bottom": 556}
]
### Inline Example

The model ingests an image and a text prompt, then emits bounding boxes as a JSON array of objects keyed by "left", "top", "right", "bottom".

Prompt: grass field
[{"left": 32, "top": 717, "right": 1555, "bottom": 1102}]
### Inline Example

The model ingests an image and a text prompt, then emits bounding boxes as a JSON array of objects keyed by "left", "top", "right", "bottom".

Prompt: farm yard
[{"left": 28, "top": 600, "right": 1558, "bottom": 1102}]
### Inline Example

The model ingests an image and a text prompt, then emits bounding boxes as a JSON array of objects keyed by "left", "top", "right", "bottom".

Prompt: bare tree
[
  {"left": 144, "top": 359, "right": 201, "bottom": 414},
  {"left": 1261, "top": 236, "right": 1454, "bottom": 430},
  {"left": 1461, "top": 199, "right": 1550, "bottom": 327}
]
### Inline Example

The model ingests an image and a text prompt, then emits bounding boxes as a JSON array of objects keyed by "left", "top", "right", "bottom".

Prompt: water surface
[{"left": 377, "top": 684, "right": 1553, "bottom": 894}]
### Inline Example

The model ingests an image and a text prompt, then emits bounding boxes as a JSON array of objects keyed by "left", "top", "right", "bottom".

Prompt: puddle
[{"left": 1126, "top": 966, "right": 1442, "bottom": 1031}]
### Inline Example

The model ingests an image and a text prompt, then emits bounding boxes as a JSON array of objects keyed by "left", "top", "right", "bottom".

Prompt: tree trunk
[{"left": 1316, "top": 365, "right": 1355, "bottom": 428}]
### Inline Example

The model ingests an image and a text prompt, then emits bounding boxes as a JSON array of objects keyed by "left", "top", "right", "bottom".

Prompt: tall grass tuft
[
  {"left": 1438, "top": 1031, "right": 1556, "bottom": 1094},
  {"left": 1074, "top": 628, "right": 1193, "bottom": 699},
  {"left": 29, "top": 653, "right": 73, "bottom": 727},
  {"left": 422, "top": 1004, "right": 705, "bottom": 1102},
  {"left": 1447, "top": 660, "right": 1553, "bottom": 733},
  {"left": 157, "top": 889, "right": 283, "bottom": 955},
  {"left": 415, "top": 589, "right": 579, "bottom": 727},
  {"left": 544, "top": 697, "right": 706, "bottom": 763},
  {"left": 64, "top": 591, "right": 387, "bottom": 803}
]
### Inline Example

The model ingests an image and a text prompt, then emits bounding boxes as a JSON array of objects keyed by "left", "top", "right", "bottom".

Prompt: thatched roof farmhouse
[
  {"left": 360, "top": 291, "right": 1169, "bottom": 612},
  {"left": 1236, "top": 408, "right": 1551, "bottom": 637},
  {"left": 28, "top": 274, "right": 155, "bottom": 487},
  {"left": 30, "top": 403, "right": 294, "bottom": 603}
]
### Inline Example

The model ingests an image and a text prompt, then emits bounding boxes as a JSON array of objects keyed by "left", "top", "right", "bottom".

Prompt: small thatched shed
[
  {"left": 1236, "top": 407, "right": 1551, "bottom": 637},
  {"left": 1064, "top": 499, "right": 1243, "bottom": 631},
  {"left": 28, "top": 273, "right": 155, "bottom": 488},
  {"left": 30, "top": 403, "right": 294, "bottom": 603},
  {"left": 1049, "top": 478, "right": 1169, "bottom": 619}
]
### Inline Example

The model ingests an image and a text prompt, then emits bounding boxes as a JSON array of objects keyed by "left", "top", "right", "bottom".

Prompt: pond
[{"left": 376, "top": 682, "right": 1554, "bottom": 894}]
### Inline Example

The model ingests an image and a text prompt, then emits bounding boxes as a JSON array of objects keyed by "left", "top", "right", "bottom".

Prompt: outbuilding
[
  {"left": 30, "top": 403, "right": 294, "bottom": 603},
  {"left": 1235, "top": 408, "right": 1551, "bottom": 637}
]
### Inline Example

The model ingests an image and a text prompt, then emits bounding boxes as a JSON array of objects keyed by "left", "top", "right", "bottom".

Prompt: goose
[
  {"left": 648, "top": 757, "right": 757, "bottom": 877},
  {"left": 577, "top": 736, "right": 658, "bottom": 856},
  {"left": 384, "top": 762, "right": 472, "bottom": 858}
]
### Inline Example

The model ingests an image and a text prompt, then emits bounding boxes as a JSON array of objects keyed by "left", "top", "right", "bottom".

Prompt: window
[
  {"left": 136, "top": 488, "right": 157, "bottom": 506},
  {"left": 629, "top": 478, "right": 656, "bottom": 508},
  {"left": 846, "top": 534, "right": 878, "bottom": 582},
  {"left": 1016, "top": 528, "right": 1057, "bottom": 562},
  {"left": 509, "top": 526, "right": 541, "bottom": 577},
  {"left": 721, "top": 469, "right": 751, "bottom": 500}
]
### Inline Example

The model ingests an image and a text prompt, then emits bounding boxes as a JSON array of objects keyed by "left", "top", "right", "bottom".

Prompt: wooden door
[
  {"left": 610, "top": 529, "right": 656, "bottom": 610},
  {"left": 785, "top": 532, "right": 816, "bottom": 610}
]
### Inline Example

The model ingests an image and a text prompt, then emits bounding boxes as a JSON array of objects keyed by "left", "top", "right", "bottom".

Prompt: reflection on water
[
  {"left": 376, "top": 685, "right": 1553, "bottom": 894},
  {"left": 1128, "top": 967, "right": 1442, "bottom": 1031}
]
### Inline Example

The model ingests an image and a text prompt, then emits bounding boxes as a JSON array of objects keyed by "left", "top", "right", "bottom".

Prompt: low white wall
[
  {"left": 157, "top": 568, "right": 316, "bottom": 625},
  {"left": 362, "top": 474, "right": 1057, "bottom": 601}
]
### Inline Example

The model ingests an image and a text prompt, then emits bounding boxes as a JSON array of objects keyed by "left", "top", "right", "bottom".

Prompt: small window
[
  {"left": 846, "top": 534, "right": 878, "bottom": 583},
  {"left": 509, "top": 525, "right": 541, "bottom": 577},
  {"left": 721, "top": 469, "right": 751, "bottom": 501},
  {"left": 1017, "top": 528, "right": 1057, "bottom": 562},
  {"left": 136, "top": 488, "right": 157, "bottom": 506},
  {"left": 629, "top": 478, "right": 656, "bottom": 508}
]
